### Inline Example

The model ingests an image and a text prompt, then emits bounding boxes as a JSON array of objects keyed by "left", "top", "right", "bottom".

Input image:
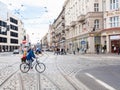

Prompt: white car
[{"left": 13, "top": 49, "right": 19, "bottom": 54}]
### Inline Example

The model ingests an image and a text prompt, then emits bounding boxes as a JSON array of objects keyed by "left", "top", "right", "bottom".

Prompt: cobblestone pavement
[
  {"left": 0, "top": 53, "right": 79, "bottom": 90},
  {"left": 0, "top": 52, "right": 120, "bottom": 90}
]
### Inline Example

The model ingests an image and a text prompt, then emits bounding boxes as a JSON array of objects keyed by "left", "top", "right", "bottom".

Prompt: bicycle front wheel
[
  {"left": 20, "top": 63, "right": 30, "bottom": 73},
  {"left": 35, "top": 63, "right": 46, "bottom": 73}
]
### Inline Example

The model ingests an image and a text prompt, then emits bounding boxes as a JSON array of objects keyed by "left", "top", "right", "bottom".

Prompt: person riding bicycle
[
  {"left": 26, "top": 47, "right": 36, "bottom": 69},
  {"left": 36, "top": 47, "right": 42, "bottom": 54}
]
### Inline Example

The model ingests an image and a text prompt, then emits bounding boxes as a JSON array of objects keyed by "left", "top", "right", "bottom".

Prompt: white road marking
[{"left": 85, "top": 73, "right": 116, "bottom": 90}]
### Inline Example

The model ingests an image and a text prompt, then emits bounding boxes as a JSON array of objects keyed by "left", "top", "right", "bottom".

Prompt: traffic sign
[
  {"left": 22, "top": 40, "right": 26, "bottom": 44},
  {"left": 81, "top": 41, "right": 86, "bottom": 45}
]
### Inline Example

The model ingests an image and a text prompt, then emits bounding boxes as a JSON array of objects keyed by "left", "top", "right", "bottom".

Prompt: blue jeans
[{"left": 27, "top": 59, "right": 33, "bottom": 69}]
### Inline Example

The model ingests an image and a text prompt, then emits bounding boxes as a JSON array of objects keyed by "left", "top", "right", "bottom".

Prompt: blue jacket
[{"left": 26, "top": 49, "right": 35, "bottom": 61}]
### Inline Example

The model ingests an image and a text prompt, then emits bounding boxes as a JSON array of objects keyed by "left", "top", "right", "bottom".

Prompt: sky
[{"left": 0, "top": 0, "right": 65, "bottom": 44}]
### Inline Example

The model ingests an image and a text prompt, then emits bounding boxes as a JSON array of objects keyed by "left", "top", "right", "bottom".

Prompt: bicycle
[{"left": 20, "top": 57, "right": 46, "bottom": 73}]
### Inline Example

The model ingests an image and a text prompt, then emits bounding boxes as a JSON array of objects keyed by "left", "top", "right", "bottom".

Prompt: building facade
[
  {"left": 64, "top": 0, "right": 103, "bottom": 53},
  {"left": 46, "top": 0, "right": 120, "bottom": 54},
  {"left": 101, "top": 0, "right": 120, "bottom": 53},
  {"left": 0, "top": 1, "right": 25, "bottom": 52},
  {"left": 51, "top": 8, "right": 65, "bottom": 49}
]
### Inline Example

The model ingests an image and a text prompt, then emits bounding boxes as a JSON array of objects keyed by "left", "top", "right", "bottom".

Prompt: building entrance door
[{"left": 111, "top": 40, "right": 120, "bottom": 53}]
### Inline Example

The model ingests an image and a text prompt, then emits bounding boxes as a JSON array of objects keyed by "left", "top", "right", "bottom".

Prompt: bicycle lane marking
[{"left": 85, "top": 73, "right": 116, "bottom": 90}]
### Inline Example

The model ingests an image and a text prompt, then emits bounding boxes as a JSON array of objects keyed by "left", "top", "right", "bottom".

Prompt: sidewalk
[
  {"left": 62, "top": 52, "right": 120, "bottom": 62},
  {"left": 67, "top": 52, "right": 120, "bottom": 57}
]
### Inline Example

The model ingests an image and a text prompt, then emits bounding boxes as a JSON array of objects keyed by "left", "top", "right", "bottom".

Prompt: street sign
[
  {"left": 81, "top": 41, "right": 86, "bottom": 45},
  {"left": 22, "top": 40, "right": 26, "bottom": 44}
]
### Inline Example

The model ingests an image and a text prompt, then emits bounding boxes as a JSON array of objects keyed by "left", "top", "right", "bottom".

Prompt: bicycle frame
[{"left": 32, "top": 58, "right": 39, "bottom": 68}]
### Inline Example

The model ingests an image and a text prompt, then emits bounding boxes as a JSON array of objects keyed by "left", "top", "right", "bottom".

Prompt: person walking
[
  {"left": 118, "top": 47, "right": 120, "bottom": 55},
  {"left": 114, "top": 46, "right": 116, "bottom": 53},
  {"left": 73, "top": 47, "right": 76, "bottom": 55},
  {"left": 77, "top": 47, "right": 80, "bottom": 53},
  {"left": 54, "top": 47, "right": 57, "bottom": 55},
  {"left": 96, "top": 46, "right": 99, "bottom": 54}
]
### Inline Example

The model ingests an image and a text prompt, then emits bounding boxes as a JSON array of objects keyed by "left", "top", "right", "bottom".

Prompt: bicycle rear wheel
[
  {"left": 20, "top": 63, "right": 30, "bottom": 73},
  {"left": 35, "top": 63, "right": 46, "bottom": 73}
]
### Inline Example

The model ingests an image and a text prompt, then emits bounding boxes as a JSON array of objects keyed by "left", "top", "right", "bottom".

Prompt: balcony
[
  {"left": 70, "top": 21, "right": 76, "bottom": 27},
  {"left": 51, "top": 31, "right": 55, "bottom": 34},
  {"left": 61, "top": 15, "right": 64, "bottom": 19},
  {"left": 77, "top": 15, "right": 85, "bottom": 22},
  {"left": 65, "top": 25, "right": 70, "bottom": 31},
  {"left": 61, "top": 37, "right": 66, "bottom": 40},
  {"left": 52, "top": 40, "right": 56, "bottom": 43},
  {"left": 86, "top": 12, "right": 103, "bottom": 18},
  {"left": 62, "top": 30, "right": 65, "bottom": 33},
  {"left": 62, "top": 23, "right": 65, "bottom": 26},
  {"left": 52, "top": 35, "right": 55, "bottom": 38}
]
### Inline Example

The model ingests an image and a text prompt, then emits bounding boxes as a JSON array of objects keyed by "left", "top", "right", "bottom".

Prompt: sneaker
[{"left": 31, "top": 67, "right": 33, "bottom": 69}]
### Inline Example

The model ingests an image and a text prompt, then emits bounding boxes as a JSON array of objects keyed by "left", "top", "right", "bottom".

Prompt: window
[
  {"left": 110, "top": 0, "right": 119, "bottom": 10},
  {"left": 0, "top": 20, "right": 7, "bottom": 27},
  {"left": 110, "top": 16, "right": 119, "bottom": 27},
  {"left": 94, "top": 3, "right": 99, "bottom": 12},
  {"left": 0, "top": 27, "right": 7, "bottom": 35},
  {"left": 10, "top": 31, "right": 18, "bottom": 37},
  {"left": 10, "top": 24, "right": 18, "bottom": 31},
  {"left": 94, "top": 19, "right": 99, "bottom": 29},
  {"left": 10, "top": 17, "right": 18, "bottom": 24},
  {"left": 10, "top": 39, "right": 18, "bottom": 44},
  {"left": 0, "top": 37, "right": 7, "bottom": 43}
]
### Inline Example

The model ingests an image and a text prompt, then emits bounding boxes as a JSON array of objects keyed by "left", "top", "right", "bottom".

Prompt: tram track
[
  {"left": 0, "top": 70, "right": 18, "bottom": 87},
  {"left": 55, "top": 56, "right": 80, "bottom": 90},
  {"left": 36, "top": 73, "right": 41, "bottom": 90},
  {"left": 42, "top": 73, "right": 61, "bottom": 90},
  {"left": 40, "top": 55, "right": 79, "bottom": 90},
  {"left": 18, "top": 73, "right": 25, "bottom": 90},
  {"left": 0, "top": 63, "right": 20, "bottom": 89},
  {"left": 0, "top": 54, "right": 84, "bottom": 90}
]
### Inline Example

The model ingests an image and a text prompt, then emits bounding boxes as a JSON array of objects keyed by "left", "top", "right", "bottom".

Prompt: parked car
[{"left": 13, "top": 49, "right": 19, "bottom": 54}]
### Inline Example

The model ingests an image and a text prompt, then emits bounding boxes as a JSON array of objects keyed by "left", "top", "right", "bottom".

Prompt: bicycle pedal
[{"left": 31, "top": 67, "right": 33, "bottom": 69}]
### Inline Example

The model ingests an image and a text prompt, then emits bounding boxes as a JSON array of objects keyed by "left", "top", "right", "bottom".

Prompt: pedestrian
[
  {"left": 114, "top": 46, "right": 116, "bottom": 53},
  {"left": 61, "top": 48, "right": 64, "bottom": 55},
  {"left": 73, "top": 47, "right": 76, "bottom": 55},
  {"left": 96, "top": 47, "right": 99, "bottom": 54},
  {"left": 118, "top": 47, "right": 120, "bottom": 55},
  {"left": 26, "top": 47, "right": 36, "bottom": 69},
  {"left": 54, "top": 48, "right": 57, "bottom": 55},
  {"left": 67, "top": 48, "right": 69, "bottom": 52},
  {"left": 57, "top": 48, "right": 60, "bottom": 55},
  {"left": 103, "top": 45, "right": 106, "bottom": 53},
  {"left": 36, "top": 47, "right": 42, "bottom": 54},
  {"left": 77, "top": 47, "right": 80, "bottom": 53},
  {"left": 84, "top": 47, "right": 87, "bottom": 53}
]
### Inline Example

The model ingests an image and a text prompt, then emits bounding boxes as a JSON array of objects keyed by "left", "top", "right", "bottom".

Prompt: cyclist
[
  {"left": 26, "top": 46, "right": 36, "bottom": 69},
  {"left": 36, "top": 47, "right": 42, "bottom": 54}
]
